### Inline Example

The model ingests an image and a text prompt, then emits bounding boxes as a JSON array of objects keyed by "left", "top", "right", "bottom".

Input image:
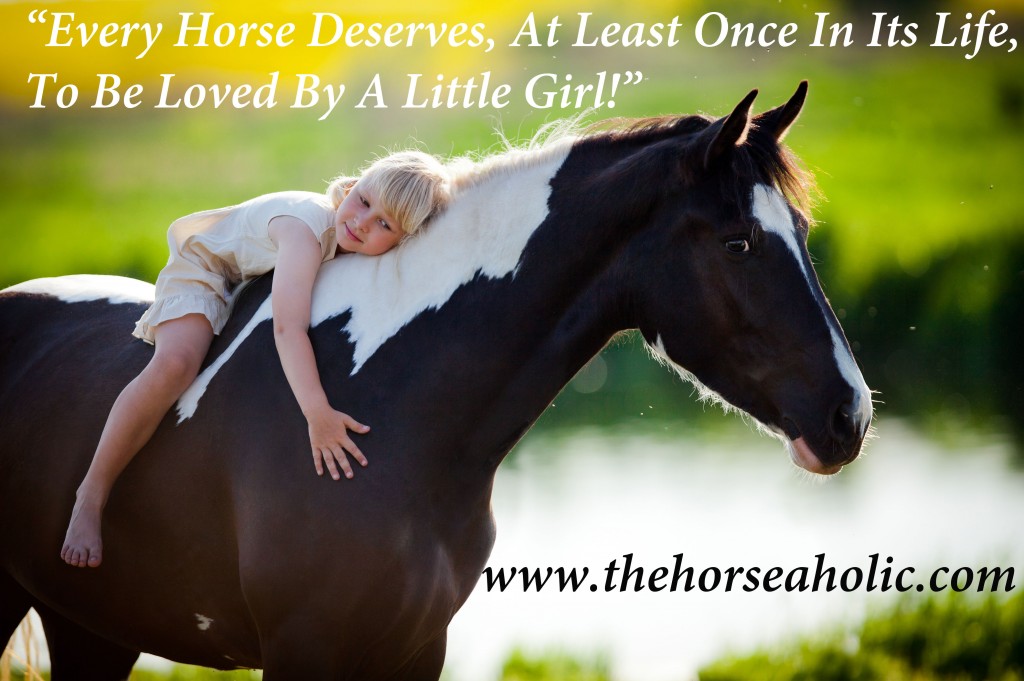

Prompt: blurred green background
[
  {"left": 1, "top": 0, "right": 1022, "bottom": 678},
  {"left": 1, "top": 0, "right": 1021, "bottom": 444}
]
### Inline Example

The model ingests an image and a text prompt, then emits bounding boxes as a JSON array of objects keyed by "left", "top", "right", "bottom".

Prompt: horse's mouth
[
  {"left": 787, "top": 436, "right": 844, "bottom": 476},
  {"left": 778, "top": 417, "right": 844, "bottom": 475}
]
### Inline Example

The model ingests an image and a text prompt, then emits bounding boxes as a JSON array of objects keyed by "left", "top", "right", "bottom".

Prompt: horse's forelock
[{"left": 744, "top": 125, "right": 817, "bottom": 220}]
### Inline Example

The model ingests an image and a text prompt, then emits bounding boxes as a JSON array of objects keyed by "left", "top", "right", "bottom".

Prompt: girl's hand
[
  {"left": 268, "top": 218, "right": 371, "bottom": 482},
  {"left": 306, "top": 405, "right": 370, "bottom": 480}
]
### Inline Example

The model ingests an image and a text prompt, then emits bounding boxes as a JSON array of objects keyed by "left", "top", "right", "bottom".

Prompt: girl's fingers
[
  {"left": 343, "top": 415, "right": 370, "bottom": 433},
  {"left": 311, "top": 418, "right": 370, "bottom": 479},
  {"left": 343, "top": 439, "right": 368, "bottom": 467},
  {"left": 330, "top": 445, "right": 353, "bottom": 479},
  {"left": 322, "top": 447, "right": 343, "bottom": 481}
]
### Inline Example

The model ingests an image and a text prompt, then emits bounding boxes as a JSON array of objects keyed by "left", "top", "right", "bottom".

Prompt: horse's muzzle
[{"left": 788, "top": 436, "right": 845, "bottom": 475}]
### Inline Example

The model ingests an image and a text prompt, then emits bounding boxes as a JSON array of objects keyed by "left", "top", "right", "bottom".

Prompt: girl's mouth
[{"left": 345, "top": 225, "right": 362, "bottom": 243}]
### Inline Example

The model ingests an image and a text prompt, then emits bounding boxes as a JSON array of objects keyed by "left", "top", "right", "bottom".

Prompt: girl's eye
[
  {"left": 725, "top": 239, "right": 750, "bottom": 254},
  {"left": 379, "top": 219, "right": 391, "bottom": 231},
  {"left": 360, "top": 194, "right": 370, "bottom": 207}
]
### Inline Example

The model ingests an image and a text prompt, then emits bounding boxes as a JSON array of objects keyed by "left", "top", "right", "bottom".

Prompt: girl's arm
[{"left": 268, "top": 216, "right": 369, "bottom": 480}]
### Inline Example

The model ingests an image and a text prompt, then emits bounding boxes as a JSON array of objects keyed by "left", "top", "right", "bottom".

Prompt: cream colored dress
[{"left": 133, "top": 191, "right": 339, "bottom": 344}]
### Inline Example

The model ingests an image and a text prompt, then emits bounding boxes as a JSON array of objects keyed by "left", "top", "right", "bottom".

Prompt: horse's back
[
  {"left": 0, "top": 277, "right": 265, "bottom": 666},
  {"left": 0, "top": 277, "right": 151, "bottom": 486},
  {"left": 0, "top": 275, "right": 152, "bottom": 469},
  {"left": 0, "top": 274, "right": 152, "bottom": 385},
  {"left": 0, "top": 274, "right": 488, "bottom": 672},
  {"left": 0, "top": 272, "right": 272, "bottom": 425},
  {"left": 0, "top": 275, "right": 153, "bottom": 561}
]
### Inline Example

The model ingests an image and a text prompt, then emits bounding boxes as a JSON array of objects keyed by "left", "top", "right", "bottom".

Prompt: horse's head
[{"left": 616, "top": 83, "right": 871, "bottom": 474}]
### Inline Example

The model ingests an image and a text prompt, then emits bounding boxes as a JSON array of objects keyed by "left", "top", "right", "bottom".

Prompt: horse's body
[{"left": 0, "top": 85, "right": 871, "bottom": 679}]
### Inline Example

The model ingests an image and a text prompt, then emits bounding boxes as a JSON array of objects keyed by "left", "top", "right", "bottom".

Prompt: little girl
[{"left": 61, "top": 150, "right": 451, "bottom": 568}]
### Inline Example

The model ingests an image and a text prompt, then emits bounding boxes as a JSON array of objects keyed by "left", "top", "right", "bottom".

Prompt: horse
[{"left": 0, "top": 82, "right": 871, "bottom": 679}]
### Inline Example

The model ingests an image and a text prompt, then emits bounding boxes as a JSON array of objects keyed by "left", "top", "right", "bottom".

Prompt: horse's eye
[{"left": 725, "top": 239, "right": 750, "bottom": 254}]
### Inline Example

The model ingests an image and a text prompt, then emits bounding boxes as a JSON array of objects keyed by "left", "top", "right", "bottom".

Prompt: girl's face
[{"left": 335, "top": 181, "right": 404, "bottom": 256}]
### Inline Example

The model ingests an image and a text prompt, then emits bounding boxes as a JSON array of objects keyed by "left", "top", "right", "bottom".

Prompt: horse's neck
[
  {"left": 463, "top": 284, "right": 621, "bottom": 469},
  {"left": 317, "top": 144, "right": 635, "bottom": 478},
  {"left": 435, "top": 161, "right": 634, "bottom": 473}
]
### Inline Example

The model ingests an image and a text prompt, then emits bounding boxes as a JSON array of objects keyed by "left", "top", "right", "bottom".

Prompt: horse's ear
[
  {"left": 755, "top": 80, "right": 808, "bottom": 141},
  {"left": 704, "top": 89, "right": 758, "bottom": 169}
]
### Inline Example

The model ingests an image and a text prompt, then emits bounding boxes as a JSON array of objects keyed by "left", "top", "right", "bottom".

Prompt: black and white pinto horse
[{"left": 0, "top": 84, "right": 871, "bottom": 679}]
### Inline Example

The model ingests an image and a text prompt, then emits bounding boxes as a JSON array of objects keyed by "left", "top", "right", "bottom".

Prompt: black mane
[{"left": 579, "top": 113, "right": 816, "bottom": 218}]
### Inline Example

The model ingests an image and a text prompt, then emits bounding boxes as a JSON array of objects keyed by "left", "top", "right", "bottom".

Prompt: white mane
[{"left": 175, "top": 139, "right": 575, "bottom": 421}]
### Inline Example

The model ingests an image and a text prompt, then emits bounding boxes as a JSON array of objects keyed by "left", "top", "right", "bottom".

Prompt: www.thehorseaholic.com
[{"left": 483, "top": 553, "right": 1017, "bottom": 594}]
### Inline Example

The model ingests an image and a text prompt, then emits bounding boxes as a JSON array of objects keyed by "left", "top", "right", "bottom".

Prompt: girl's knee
[
  {"left": 147, "top": 315, "right": 213, "bottom": 391},
  {"left": 147, "top": 350, "right": 203, "bottom": 391}
]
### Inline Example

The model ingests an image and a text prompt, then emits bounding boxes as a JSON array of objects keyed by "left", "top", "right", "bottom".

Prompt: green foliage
[
  {"left": 826, "top": 233, "right": 1024, "bottom": 445},
  {"left": 0, "top": 664, "right": 262, "bottom": 680},
  {"left": 5, "top": 595, "right": 1021, "bottom": 680},
  {"left": 700, "top": 641, "right": 883, "bottom": 681},
  {"left": 859, "top": 593, "right": 1024, "bottom": 679},
  {"left": 500, "top": 648, "right": 611, "bottom": 681},
  {"left": 699, "top": 592, "right": 1024, "bottom": 681}
]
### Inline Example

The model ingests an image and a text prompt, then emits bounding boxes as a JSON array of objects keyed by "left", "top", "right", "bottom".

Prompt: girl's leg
[{"left": 61, "top": 314, "right": 214, "bottom": 568}]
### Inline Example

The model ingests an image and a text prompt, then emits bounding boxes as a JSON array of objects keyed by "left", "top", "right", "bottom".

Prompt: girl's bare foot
[{"left": 61, "top": 496, "right": 103, "bottom": 568}]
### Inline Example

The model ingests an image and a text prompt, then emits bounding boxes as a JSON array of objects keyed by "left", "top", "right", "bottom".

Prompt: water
[
  {"left": 444, "top": 420, "right": 1024, "bottom": 680},
  {"left": 9, "top": 420, "right": 1023, "bottom": 679}
]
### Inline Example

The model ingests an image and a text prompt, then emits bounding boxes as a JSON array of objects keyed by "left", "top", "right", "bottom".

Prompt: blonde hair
[{"left": 327, "top": 151, "right": 451, "bottom": 237}]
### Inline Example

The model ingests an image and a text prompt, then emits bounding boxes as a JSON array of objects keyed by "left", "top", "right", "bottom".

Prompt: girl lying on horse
[{"left": 61, "top": 151, "right": 452, "bottom": 568}]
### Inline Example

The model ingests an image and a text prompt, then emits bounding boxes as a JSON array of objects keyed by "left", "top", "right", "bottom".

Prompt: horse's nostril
[{"left": 828, "top": 400, "right": 858, "bottom": 446}]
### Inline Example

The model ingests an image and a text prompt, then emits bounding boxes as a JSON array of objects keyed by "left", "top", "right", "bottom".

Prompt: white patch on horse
[
  {"left": 175, "top": 147, "right": 571, "bottom": 421},
  {"left": 176, "top": 298, "right": 271, "bottom": 421},
  {"left": 752, "top": 184, "right": 872, "bottom": 433},
  {"left": 194, "top": 613, "right": 214, "bottom": 631},
  {"left": 752, "top": 185, "right": 810, "bottom": 282},
  {"left": 3, "top": 275, "right": 154, "bottom": 305}
]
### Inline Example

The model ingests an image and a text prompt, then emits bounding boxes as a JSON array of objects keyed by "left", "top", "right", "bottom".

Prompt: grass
[
  {"left": 500, "top": 648, "right": 611, "bottom": 681},
  {"left": 700, "top": 591, "right": 1024, "bottom": 681},
  {"left": 1, "top": 620, "right": 44, "bottom": 681},
  {"left": 5, "top": 592, "right": 1022, "bottom": 679}
]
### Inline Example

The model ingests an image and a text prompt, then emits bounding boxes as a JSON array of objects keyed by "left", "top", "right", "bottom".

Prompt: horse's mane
[
  {"left": 582, "top": 113, "right": 816, "bottom": 218},
  {"left": 443, "top": 118, "right": 581, "bottom": 196},
  {"left": 443, "top": 112, "right": 816, "bottom": 218}
]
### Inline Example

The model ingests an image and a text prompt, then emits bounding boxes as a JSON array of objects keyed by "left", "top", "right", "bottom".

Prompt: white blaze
[{"left": 751, "top": 184, "right": 872, "bottom": 432}]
